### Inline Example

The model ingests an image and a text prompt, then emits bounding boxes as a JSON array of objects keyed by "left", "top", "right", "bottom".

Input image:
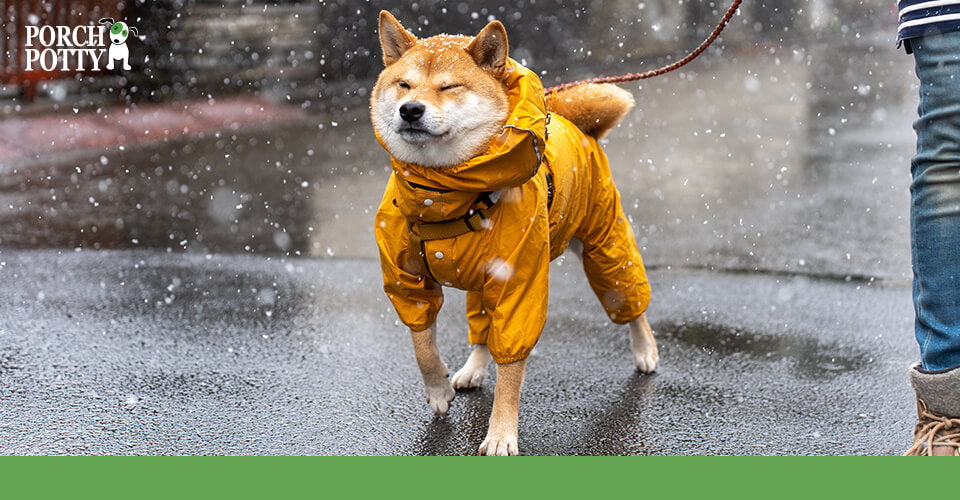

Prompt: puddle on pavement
[{"left": 656, "top": 321, "right": 871, "bottom": 378}]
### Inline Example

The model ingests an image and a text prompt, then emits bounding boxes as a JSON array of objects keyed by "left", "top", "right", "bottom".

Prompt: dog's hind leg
[
  {"left": 478, "top": 358, "right": 526, "bottom": 456},
  {"left": 574, "top": 147, "right": 657, "bottom": 373},
  {"left": 578, "top": 210, "right": 657, "bottom": 373},
  {"left": 453, "top": 345, "right": 491, "bottom": 389},
  {"left": 410, "top": 323, "right": 455, "bottom": 417}
]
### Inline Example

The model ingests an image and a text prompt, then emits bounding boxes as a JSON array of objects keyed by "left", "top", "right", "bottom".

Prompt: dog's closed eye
[{"left": 440, "top": 84, "right": 462, "bottom": 91}]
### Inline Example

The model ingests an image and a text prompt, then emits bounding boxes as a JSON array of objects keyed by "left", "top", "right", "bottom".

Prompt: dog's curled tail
[{"left": 545, "top": 83, "right": 634, "bottom": 139}]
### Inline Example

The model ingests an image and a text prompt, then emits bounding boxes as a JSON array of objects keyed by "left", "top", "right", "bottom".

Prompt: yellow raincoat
[{"left": 375, "top": 60, "right": 650, "bottom": 364}]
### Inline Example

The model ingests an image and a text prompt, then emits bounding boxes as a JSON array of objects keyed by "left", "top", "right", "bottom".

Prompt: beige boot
[{"left": 904, "top": 364, "right": 960, "bottom": 456}]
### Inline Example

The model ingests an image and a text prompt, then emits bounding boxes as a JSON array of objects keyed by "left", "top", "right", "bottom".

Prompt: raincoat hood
[{"left": 376, "top": 59, "right": 548, "bottom": 223}]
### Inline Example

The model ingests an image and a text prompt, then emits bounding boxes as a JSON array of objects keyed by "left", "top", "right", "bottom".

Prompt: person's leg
[
  {"left": 910, "top": 33, "right": 960, "bottom": 373},
  {"left": 905, "top": 33, "right": 960, "bottom": 455}
]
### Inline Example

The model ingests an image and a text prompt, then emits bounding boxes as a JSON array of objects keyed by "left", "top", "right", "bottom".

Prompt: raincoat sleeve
[
  {"left": 479, "top": 181, "right": 551, "bottom": 363},
  {"left": 375, "top": 175, "right": 444, "bottom": 331}
]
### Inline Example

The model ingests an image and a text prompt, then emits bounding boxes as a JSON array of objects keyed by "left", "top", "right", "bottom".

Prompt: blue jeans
[{"left": 910, "top": 32, "right": 960, "bottom": 371}]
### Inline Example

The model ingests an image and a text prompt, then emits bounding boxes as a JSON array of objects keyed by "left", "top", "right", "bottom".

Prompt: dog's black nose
[{"left": 399, "top": 101, "right": 425, "bottom": 122}]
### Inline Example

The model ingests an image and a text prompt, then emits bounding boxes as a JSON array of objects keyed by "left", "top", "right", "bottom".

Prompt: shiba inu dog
[{"left": 371, "top": 11, "right": 658, "bottom": 456}]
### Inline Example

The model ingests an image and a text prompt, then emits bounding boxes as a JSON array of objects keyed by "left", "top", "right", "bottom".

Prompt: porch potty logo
[{"left": 24, "top": 18, "right": 139, "bottom": 72}]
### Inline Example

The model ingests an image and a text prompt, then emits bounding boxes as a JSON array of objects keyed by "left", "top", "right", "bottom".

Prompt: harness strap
[
  {"left": 413, "top": 208, "right": 492, "bottom": 241},
  {"left": 409, "top": 201, "right": 495, "bottom": 280}
]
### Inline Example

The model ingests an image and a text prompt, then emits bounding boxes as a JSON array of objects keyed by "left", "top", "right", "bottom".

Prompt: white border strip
[
  {"left": 900, "top": 11, "right": 960, "bottom": 28},
  {"left": 900, "top": 0, "right": 960, "bottom": 20}
]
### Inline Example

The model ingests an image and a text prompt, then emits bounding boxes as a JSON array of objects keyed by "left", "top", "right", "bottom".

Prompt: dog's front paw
[
  {"left": 424, "top": 381, "right": 455, "bottom": 417},
  {"left": 452, "top": 344, "right": 492, "bottom": 389},
  {"left": 633, "top": 346, "right": 659, "bottom": 374},
  {"left": 478, "top": 431, "right": 519, "bottom": 456},
  {"left": 629, "top": 315, "right": 659, "bottom": 374}
]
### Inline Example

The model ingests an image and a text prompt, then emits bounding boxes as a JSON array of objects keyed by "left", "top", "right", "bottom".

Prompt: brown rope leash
[{"left": 544, "top": 0, "right": 743, "bottom": 95}]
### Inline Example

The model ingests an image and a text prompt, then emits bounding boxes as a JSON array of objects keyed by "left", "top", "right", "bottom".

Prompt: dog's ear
[
  {"left": 379, "top": 11, "right": 416, "bottom": 67},
  {"left": 98, "top": 18, "right": 114, "bottom": 26},
  {"left": 468, "top": 21, "right": 508, "bottom": 76}
]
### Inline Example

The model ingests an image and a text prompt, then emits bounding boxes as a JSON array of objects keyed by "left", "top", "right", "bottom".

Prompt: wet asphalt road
[{"left": 0, "top": 249, "right": 916, "bottom": 455}]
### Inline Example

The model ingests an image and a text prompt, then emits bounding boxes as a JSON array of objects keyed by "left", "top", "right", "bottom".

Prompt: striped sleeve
[{"left": 899, "top": 0, "right": 960, "bottom": 42}]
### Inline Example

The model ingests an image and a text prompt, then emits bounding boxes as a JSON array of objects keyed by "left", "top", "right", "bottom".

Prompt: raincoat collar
[{"left": 376, "top": 58, "right": 548, "bottom": 193}]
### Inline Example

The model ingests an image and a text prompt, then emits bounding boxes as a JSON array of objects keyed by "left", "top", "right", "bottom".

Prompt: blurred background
[{"left": 0, "top": 0, "right": 913, "bottom": 279}]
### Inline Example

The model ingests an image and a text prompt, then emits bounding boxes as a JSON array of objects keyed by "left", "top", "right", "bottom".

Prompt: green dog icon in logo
[{"left": 99, "top": 18, "right": 138, "bottom": 71}]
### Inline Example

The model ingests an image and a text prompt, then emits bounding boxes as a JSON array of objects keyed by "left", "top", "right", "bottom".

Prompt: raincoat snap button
[{"left": 435, "top": 251, "right": 444, "bottom": 259}]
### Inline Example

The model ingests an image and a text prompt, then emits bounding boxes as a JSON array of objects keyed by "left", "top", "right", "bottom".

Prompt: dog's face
[
  {"left": 108, "top": 21, "right": 130, "bottom": 44},
  {"left": 370, "top": 12, "right": 511, "bottom": 168}
]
